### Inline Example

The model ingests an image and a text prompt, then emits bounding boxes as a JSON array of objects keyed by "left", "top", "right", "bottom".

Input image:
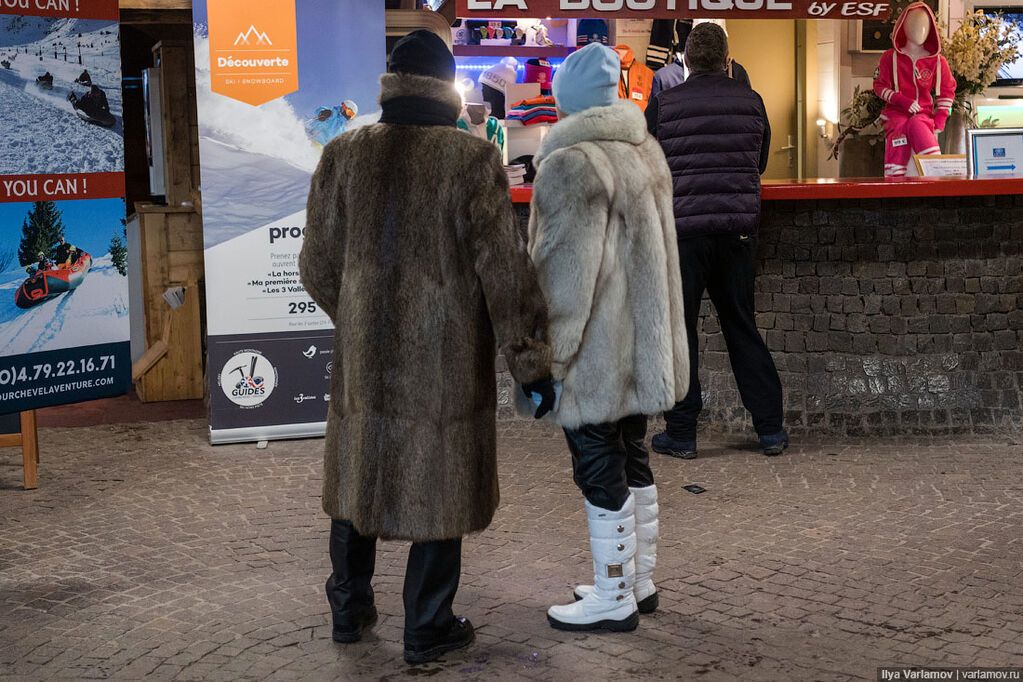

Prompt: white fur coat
[{"left": 522, "top": 101, "right": 689, "bottom": 429}]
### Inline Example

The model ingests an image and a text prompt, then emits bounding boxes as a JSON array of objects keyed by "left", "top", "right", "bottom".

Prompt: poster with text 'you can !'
[{"left": 0, "top": 0, "right": 129, "bottom": 414}]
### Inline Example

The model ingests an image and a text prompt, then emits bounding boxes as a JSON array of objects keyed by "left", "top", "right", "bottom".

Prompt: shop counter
[
  {"left": 503, "top": 177, "right": 1023, "bottom": 437},
  {"left": 509, "top": 176, "right": 1023, "bottom": 204}
]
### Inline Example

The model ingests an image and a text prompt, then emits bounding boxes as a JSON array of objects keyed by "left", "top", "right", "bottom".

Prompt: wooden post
[
  {"left": 21, "top": 411, "right": 38, "bottom": 490},
  {"left": 152, "top": 41, "right": 194, "bottom": 207},
  {"left": 0, "top": 410, "right": 39, "bottom": 490}
]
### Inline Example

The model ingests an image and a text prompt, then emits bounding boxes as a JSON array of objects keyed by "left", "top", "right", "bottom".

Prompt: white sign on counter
[
  {"left": 968, "top": 128, "right": 1023, "bottom": 177},
  {"left": 914, "top": 154, "right": 968, "bottom": 177}
]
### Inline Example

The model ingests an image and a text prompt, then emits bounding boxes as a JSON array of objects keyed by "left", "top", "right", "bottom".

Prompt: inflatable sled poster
[
  {"left": 193, "top": 0, "right": 384, "bottom": 444},
  {"left": 0, "top": 0, "right": 129, "bottom": 415}
]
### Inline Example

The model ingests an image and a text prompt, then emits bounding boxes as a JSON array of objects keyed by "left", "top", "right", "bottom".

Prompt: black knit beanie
[{"left": 388, "top": 30, "right": 456, "bottom": 82}]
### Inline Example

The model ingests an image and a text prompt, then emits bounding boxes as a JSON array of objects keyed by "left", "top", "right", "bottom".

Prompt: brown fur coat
[{"left": 300, "top": 73, "right": 551, "bottom": 542}]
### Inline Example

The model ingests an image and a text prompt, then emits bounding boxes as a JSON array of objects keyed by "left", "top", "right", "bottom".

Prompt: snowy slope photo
[
  {"left": 0, "top": 17, "right": 123, "bottom": 175},
  {"left": 0, "top": 199, "right": 128, "bottom": 356},
  {"left": 192, "top": 0, "right": 383, "bottom": 248}
]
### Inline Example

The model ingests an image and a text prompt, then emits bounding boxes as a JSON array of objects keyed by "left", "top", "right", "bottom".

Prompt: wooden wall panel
[{"left": 136, "top": 208, "right": 204, "bottom": 402}]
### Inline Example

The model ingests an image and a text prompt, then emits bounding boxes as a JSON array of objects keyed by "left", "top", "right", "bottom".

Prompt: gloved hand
[{"left": 522, "top": 378, "right": 556, "bottom": 419}]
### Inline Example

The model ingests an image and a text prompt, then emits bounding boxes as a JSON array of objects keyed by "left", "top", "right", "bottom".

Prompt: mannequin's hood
[
  {"left": 614, "top": 44, "right": 635, "bottom": 69},
  {"left": 892, "top": 2, "right": 942, "bottom": 56}
]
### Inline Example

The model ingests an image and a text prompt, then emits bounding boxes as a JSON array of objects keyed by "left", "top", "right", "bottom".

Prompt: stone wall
[{"left": 510, "top": 195, "right": 1023, "bottom": 435}]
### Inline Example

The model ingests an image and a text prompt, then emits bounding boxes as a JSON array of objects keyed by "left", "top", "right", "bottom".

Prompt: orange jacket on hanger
[{"left": 614, "top": 44, "right": 654, "bottom": 112}]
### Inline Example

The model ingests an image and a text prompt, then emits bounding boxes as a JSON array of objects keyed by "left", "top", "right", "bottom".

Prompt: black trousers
[
  {"left": 326, "top": 519, "right": 462, "bottom": 646},
  {"left": 564, "top": 414, "right": 654, "bottom": 511},
  {"left": 664, "top": 234, "right": 783, "bottom": 440}
]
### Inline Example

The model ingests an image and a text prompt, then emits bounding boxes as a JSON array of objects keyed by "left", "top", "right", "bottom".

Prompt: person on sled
[
  {"left": 305, "top": 100, "right": 358, "bottom": 147},
  {"left": 76, "top": 84, "right": 110, "bottom": 117},
  {"left": 26, "top": 253, "right": 53, "bottom": 276},
  {"left": 54, "top": 237, "right": 79, "bottom": 267}
]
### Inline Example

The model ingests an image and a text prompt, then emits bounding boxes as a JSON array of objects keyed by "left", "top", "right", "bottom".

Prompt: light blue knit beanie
[{"left": 552, "top": 43, "right": 620, "bottom": 115}]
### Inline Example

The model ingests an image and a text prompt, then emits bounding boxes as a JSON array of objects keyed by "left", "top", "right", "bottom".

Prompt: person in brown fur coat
[{"left": 299, "top": 31, "right": 554, "bottom": 665}]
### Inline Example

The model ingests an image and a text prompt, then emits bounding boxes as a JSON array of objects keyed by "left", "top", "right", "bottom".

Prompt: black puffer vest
[{"left": 653, "top": 73, "right": 768, "bottom": 239}]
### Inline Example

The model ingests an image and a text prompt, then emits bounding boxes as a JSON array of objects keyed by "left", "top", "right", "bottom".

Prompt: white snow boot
[
  {"left": 548, "top": 494, "right": 639, "bottom": 632},
  {"left": 573, "top": 485, "right": 658, "bottom": 613}
]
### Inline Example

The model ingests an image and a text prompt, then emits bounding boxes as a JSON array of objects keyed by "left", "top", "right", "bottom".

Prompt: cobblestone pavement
[{"left": 2, "top": 419, "right": 1022, "bottom": 681}]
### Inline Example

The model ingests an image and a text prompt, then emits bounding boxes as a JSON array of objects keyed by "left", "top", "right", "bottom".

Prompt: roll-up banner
[
  {"left": 193, "top": 0, "right": 385, "bottom": 444},
  {"left": 0, "top": 0, "right": 130, "bottom": 415}
]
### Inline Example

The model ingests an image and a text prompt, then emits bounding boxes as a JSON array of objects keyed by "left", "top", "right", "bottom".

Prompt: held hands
[
  {"left": 908, "top": 101, "right": 921, "bottom": 115},
  {"left": 522, "top": 378, "right": 557, "bottom": 419}
]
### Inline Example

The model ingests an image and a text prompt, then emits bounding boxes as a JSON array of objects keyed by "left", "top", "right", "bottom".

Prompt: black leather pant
[
  {"left": 563, "top": 414, "right": 654, "bottom": 511},
  {"left": 326, "top": 519, "right": 462, "bottom": 645}
]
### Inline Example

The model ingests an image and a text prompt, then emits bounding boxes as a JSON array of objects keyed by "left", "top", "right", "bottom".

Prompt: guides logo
[
  {"left": 234, "top": 25, "right": 273, "bottom": 47},
  {"left": 219, "top": 350, "right": 278, "bottom": 408}
]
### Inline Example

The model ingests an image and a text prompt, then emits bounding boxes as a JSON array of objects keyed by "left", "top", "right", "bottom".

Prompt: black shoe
[
  {"left": 652, "top": 432, "right": 697, "bottom": 459},
  {"left": 574, "top": 589, "right": 658, "bottom": 614},
  {"left": 332, "top": 605, "right": 378, "bottom": 643},
  {"left": 404, "top": 616, "right": 475, "bottom": 665},
  {"left": 759, "top": 430, "right": 789, "bottom": 457}
]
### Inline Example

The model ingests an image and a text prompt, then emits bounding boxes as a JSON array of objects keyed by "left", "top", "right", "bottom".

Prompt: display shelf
[{"left": 453, "top": 45, "right": 575, "bottom": 58}]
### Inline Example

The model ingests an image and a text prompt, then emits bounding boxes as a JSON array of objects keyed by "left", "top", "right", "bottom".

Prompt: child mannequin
[{"left": 873, "top": 3, "right": 956, "bottom": 177}]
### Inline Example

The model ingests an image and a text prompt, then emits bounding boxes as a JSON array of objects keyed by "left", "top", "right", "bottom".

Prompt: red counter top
[{"left": 509, "top": 176, "right": 1023, "bottom": 204}]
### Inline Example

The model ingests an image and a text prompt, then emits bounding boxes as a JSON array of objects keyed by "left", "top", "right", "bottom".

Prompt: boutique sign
[{"left": 457, "top": 0, "right": 892, "bottom": 19}]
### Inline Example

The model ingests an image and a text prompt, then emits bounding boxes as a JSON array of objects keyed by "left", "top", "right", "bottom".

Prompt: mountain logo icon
[{"left": 234, "top": 25, "right": 273, "bottom": 47}]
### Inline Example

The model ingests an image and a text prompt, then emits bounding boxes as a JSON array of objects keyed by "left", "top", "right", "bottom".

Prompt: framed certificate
[
  {"left": 968, "top": 128, "right": 1023, "bottom": 177},
  {"left": 914, "top": 154, "right": 968, "bottom": 177}
]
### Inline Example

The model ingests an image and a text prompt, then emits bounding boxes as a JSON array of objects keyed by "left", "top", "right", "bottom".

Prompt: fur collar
[
  {"left": 378, "top": 73, "right": 462, "bottom": 115},
  {"left": 536, "top": 101, "right": 648, "bottom": 164}
]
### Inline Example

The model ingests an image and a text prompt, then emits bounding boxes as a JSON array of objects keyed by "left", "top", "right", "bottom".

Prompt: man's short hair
[{"left": 685, "top": 23, "right": 728, "bottom": 74}]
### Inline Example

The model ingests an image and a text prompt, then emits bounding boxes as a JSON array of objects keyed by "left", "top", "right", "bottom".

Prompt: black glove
[{"left": 522, "top": 378, "right": 556, "bottom": 419}]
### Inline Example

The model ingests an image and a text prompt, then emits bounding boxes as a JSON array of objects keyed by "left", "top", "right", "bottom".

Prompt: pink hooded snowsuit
[{"left": 873, "top": 2, "right": 956, "bottom": 177}]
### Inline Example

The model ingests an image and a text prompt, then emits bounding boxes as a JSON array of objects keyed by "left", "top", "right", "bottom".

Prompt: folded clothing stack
[
  {"left": 506, "top": 96, "right": 558, "bottom": 126},
  {"left": 504, "top": 164, "right": 527, "bottom": 187}
]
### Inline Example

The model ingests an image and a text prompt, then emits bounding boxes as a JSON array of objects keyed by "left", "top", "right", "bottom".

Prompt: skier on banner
[{"left": 305, "top": 100, "right": 358, "bottom": 147}]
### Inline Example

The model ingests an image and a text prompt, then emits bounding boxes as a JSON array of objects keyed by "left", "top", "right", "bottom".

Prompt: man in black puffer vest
[{"left": 646, "top": 22, "right": 788, "bottom": 459}]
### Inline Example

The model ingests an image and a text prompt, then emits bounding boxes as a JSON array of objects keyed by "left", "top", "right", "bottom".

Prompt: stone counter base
[{"left": 512, "top": 195, "right": 1023, "bottom": 436}]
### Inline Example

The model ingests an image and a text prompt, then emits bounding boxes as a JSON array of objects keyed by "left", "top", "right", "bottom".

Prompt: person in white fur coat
[{"left": 524, "top": 43, "right": 689, "bottom": 632}]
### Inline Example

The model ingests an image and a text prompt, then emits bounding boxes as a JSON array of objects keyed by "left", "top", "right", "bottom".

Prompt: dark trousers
[
  {"left": 564, "top": 414, "right": 654, "bottom": 511},
  {"left": 326, "top": 519, "right": 462, "bottom": 646},
  {"left": 664, "top": 234, "right": 783, "bottom": 440}
]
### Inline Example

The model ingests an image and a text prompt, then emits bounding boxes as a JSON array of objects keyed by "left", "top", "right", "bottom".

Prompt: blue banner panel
[
  {"left": 207, "top": 330, "right": 335, "bottom": 444},
  {"left": 0, "top": 341, "right": 130, "bottom": 414}
]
